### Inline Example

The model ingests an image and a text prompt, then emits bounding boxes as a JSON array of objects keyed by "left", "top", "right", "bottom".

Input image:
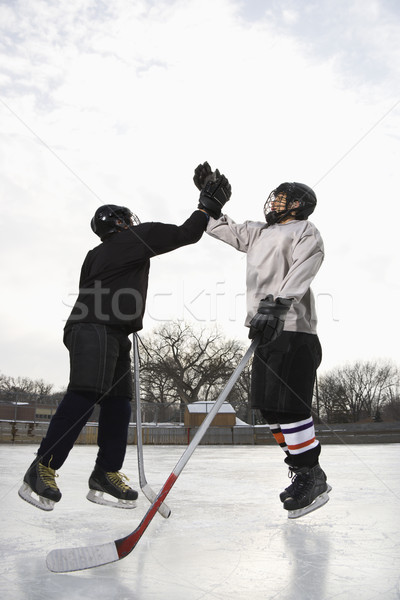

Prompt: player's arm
[
  {"left": 139, "top": 211, "right": 208, "bottom": 257},
  {"left": 146, "top": 171, "right": 232, "bottom": 254},
  {"left": 130, "top": 168, "right": 231, "bottom": 257},
  {"left": 277, "top": 229, "right": 324, "bottom": 304}
]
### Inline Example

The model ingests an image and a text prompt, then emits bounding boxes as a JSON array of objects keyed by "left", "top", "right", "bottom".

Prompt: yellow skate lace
[
  {"left": 38, "top": 460, "right": 59, "bottom": 491},
  {"left": 106, "top": 471, "right": 131, "bottom": 492}
]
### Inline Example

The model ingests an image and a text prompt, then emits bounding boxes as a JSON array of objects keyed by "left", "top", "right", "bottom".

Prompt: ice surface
[{"left": 1, "top": 443, "right": 399, "bottom": 600}]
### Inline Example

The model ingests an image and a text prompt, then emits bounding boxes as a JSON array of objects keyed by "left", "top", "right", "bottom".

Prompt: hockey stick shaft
[
  {"left": 118, "top": 338, "right": 258, "bottom": 557},
  {"left": 133, "top": 333, "right": 171, "bottom": 518},
  {"left": 173, "top": 337, "right": 258, "bottom": 475},
  {"left": 46, "top": 339, "right": 257, "bottom": 572}
]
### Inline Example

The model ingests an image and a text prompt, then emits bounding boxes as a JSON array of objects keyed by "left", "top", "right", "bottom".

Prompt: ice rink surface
[{"left": 1, "top": 443, "right": 399, "bottom": 600}]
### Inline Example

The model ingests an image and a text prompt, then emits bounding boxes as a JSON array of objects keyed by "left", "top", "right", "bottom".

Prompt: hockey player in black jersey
[
  {"left": 194, "top": 162, "right": 331, "bottom": 518},
  {"left": 19, "top": 175, "right": 231, "bottom": 511}
]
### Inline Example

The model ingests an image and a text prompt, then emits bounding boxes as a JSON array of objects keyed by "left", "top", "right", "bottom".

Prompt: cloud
[
  {"left": 238, "top": 0, "right": 400, "bottom": 89},
  {"left": 0, "top": 0, "right": 399, "bottom": 387}
]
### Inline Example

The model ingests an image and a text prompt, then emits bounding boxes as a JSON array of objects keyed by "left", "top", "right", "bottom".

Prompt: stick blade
[{"left": 46, "top": 541, "right": 119, "bottom": 572}]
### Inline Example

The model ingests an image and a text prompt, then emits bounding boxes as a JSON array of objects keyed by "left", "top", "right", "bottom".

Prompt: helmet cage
[
  {"left": 91, "top": 205, "right": 140, "bottom": 240},
  {"left": 264, "top": 182, "right": 316, "bottom": 226}
]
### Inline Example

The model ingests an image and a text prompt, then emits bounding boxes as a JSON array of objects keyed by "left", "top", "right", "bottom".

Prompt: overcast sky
[{"left": 1, "top": 0, "right": 399, "bottom": 390}]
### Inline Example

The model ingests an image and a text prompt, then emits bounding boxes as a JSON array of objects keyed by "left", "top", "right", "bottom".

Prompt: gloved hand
[
  {"left": 249, "top": 295, "right": 292, "bottom": 343},
  {"left": 193, "top": 161, "right": 221, "bottom": 190},
  {"left": 198, "top": 174, "right": 232, "bottom": 219}
]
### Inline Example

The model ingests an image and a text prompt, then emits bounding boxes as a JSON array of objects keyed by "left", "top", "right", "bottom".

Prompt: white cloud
[{"left": 0, "top": 0, "right": 399, "bottom": 387}]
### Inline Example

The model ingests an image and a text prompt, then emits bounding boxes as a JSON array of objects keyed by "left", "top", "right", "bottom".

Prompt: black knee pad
[{"left": 259, "top": 409, "right": 279, "bottom": 424}]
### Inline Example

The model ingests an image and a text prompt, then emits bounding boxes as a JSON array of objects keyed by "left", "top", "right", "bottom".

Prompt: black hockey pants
[
  {"left": 37, "top": 391, "right": 131, "bottom": 471},
  {"left": 37, "top": 323, "right": 133, "bottom": 472}
]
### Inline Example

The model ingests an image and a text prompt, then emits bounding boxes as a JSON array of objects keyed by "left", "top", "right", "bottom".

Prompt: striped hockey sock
[
  {"left": 280, "top": 417, "right": 319, "bottom": 456},
  {"left": 269, "top": 423, "right": 289, "bottom": 455}
]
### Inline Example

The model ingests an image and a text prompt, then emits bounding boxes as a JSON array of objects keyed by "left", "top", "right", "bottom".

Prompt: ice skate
[
  {"left": 282, "top": 464, "right": 332, "bottom": 519},
  {"left": 279, "top": 457, "right": 318, "bottom": 503},
  {"left": 279, "top": 478, "right": 297, "bottom": 503},
  {"left": 86, "top": 466, "right": 138, "bottom": 509},
  {"left": 18, "top": 458, "right": 62, "bottom": 511}
]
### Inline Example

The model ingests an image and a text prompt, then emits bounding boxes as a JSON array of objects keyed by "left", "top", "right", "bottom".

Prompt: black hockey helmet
[
  {"left": 264, "top": 182, "right": 317, "bottom": 226},
  {"left": 91, "top": 205, "right": 140, "bottom": 240}
]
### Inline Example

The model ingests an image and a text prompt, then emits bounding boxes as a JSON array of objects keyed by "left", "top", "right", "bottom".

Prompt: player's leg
[
  {"left": 275, "top": 334, "right": 330, "bottom": 516},
  {"left": 87, "top": 332, "right": 138, "bottom": 508},
  {"left": 259, "top": 409, "right": 289, "bottom": 456},
  {"left": 19, "top": 323, "right": 112, "bottom": 510}
]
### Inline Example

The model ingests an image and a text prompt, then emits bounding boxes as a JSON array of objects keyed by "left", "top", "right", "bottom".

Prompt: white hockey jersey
[{"left": 207, "top": 216, "right": 324, "bottom": 334}]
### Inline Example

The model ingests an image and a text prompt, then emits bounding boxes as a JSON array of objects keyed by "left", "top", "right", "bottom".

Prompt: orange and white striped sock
[
  {"left": 269, "top": 423, "right": 289, "bottom": 454},
  {"left": 281, "top": 417, "right": 319, "bottom": 456}
]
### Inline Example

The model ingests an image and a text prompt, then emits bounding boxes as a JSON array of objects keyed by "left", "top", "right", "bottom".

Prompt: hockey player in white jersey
[{"left": 193, "top": 162, "right": 331, "bottom": 518}]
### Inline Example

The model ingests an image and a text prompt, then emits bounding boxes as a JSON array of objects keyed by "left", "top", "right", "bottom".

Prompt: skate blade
[
  {"left": 18, "top": 482, "right": 56, "bottom": 512},
  {"left": 287, "top": 489, "right": 331, "bottom": 519},
  {"left": 86, "top": 489, "right": 137, "bottom": 509}
]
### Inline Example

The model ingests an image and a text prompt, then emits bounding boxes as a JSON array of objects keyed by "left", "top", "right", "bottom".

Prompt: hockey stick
[
  {"left": 46, "top": 338, "right": 257, "bottom": 573},
  {"left": 133, "top": 333, "right": 171, "bottom": 518}
]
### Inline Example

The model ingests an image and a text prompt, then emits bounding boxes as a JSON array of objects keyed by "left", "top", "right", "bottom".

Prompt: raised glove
[
  {"left": 193, "top": 161, "right": 220, "bottom": 190},
  {"left": 198, "top": 174, "right": 231, "bottom": 219},
  {"left": 249, "top": 295, "right": 292, "bottom": 342}
]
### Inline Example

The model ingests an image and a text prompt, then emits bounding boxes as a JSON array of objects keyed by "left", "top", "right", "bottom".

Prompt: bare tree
[
  {"left": 382, "top": 392, "right": 400, "bottom": 421},
  {"left": 0, "top": 373, "right": 53, "bottom": 403},
  {"left": 136, "top": 321, "right": 247, "bottom": 421},
  {"left": 316, "top": 360, "right": 400, "bottom": 423}
]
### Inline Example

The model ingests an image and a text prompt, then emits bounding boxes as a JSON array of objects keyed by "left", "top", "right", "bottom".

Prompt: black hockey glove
[
  {"left": 193, "top": 161, "right": 221, "bottom": 190},
  {"left": 198, "top": 174, "right": 232, "bottom": 219},
  {"left": 248, "top": 295, "right": 292, "bottom": 343}
]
